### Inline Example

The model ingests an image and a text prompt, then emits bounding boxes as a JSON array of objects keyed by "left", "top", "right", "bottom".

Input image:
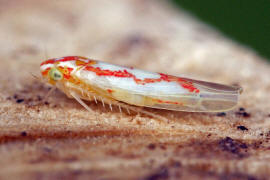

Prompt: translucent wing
[
  {"left": 143, "top": 78, "right": 243, "bottom": 112},
  {"left": 106, "top": 77, "right": 242, "bottom": 112}
]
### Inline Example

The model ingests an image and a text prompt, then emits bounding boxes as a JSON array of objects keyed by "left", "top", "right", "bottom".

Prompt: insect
[{"left": 40, "top": 56, "right": 242, "bottom": 120}]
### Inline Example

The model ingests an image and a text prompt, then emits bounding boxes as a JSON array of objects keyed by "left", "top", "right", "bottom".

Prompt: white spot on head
[
  {"left": 40, "top": 63, "right": 54, "bottom": 71},
  {"left": 56, "top": 61, "right": 77, "bottom": 69}
]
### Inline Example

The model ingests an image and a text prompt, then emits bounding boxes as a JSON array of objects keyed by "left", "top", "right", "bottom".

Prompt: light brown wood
[{"left": 0, "top": 0, "right": 270, "bottom": 179}]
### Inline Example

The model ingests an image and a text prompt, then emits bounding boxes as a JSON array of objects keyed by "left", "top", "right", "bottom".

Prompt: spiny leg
[
  {"left": 86, "top": 91, "right": 91, "bottom": 99},
  {"left": 101, "top": 98, "right": 105, "bottom": 108},
  {"left": 109, "top": 103, "right": 113, "bottom": 111},
  {"left": 68, "top": 83, "right": 168, "bottom": 122},
  {"left": 118, "top": 105, "right": 122, "bottom": 113},
  {"left": 80, "top": 88, "right": 85, "bottom": 98},
  {"left": 70, "top": 91, "right": 95, "bottom": 114},
  {"left": 63, "top": 82, "right": 99, "bottom": 118},
  {"left": 112, "top": 101, "right": 169, "bottom": 123},
  {"left": 118, "top": 105, "right": 122, "bottom": 119},
  {"left": 93, "top": 95, "right": 98, "bottom": 104},
  {"left": 126, "top": 107, "right": 130, "bottom": 115},
  {"left": 130, "top": 106, "right": 169, "bottom": 123}
]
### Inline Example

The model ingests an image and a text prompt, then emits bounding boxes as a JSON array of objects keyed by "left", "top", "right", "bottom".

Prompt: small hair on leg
[
  {"left": 126, "top": 107, "right": 130, "bottom": 114},
  {"left": 101, "top": 98, "right": 105, "bottom": 108},
  {"left": 109, "top": 103, "right": 113, "bottom": 111},
  {"left": 118, "top": 105, "right": 122, "bottom": 114},
  {"left": 110, "top": 100, "right": 169, "bottom": 123},
  {"left": 93, "top": 96, "right": 98, "bottom": 104}
]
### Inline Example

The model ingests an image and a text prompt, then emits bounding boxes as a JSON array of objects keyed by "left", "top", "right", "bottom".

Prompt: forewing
[{"left": 143, "top": 77, "right": 242, "bottom": 112}]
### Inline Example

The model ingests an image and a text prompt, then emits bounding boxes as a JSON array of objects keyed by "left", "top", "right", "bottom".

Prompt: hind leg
[{"left": 70, "top": 91, "right": 95, "bottom": 113}]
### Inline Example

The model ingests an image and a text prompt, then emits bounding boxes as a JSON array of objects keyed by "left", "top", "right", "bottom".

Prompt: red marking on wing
[
  {"left": 84, "top": 66, "right": 200, "bottom": 93},
  {"left": 160, "top": 73, "right": 200, "bottom": 93},
  {"left": 156, "top": 99, "right": 182, "bottom": 105},
  {"left": 84, "top": 66, "right": 134, "bottom": 78},
  {"left": 181, "top": 82, "right": 200, "bottom": 93}
]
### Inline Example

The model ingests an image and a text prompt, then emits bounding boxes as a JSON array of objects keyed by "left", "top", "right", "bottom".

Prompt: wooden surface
[{"left": 0, "top": 0, "right": 270, "bottom": 179}]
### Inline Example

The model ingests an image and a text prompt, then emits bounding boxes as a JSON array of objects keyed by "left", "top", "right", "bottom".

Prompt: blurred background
[
  {"left": 172, "top": 0, "right": 270, "bottom": 61},
  {"left": 1, "top": 1, "right": 270, "bottom": 179}
]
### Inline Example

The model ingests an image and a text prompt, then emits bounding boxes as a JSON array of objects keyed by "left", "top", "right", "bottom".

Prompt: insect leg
[
  {"left": 109, "top": 103, "right": 113, "bottom": 111},
  {"left": 93, "top": 96, "right": 98, "bottom": 104},
  {"left": 101, "top": 98, "right": 105, "bottom": 108},
  {"left": 118, "top": 105, "right": 122, "bottom": 113},
  {"left": 112, "top": 101, "right": 169, "bottom": 123},
  {"left": 70, "top": 91, "right": 95, "bottom": 113},
  {"left": 80, "top": 88, "right": 84, "bottom": 96},
  {"left": 130, "top": 106, "right": 169, "bottom": 123},
  {"left": 86, "top": 92, "right": 92, "bottom": 100},
  {"left": 43, "top": 86, "right": 56, "bottom": 102},
  {"left": 126, "top": 107, "right": 130, "bottom": 114}
]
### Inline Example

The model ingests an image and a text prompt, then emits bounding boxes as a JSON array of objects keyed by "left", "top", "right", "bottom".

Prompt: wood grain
[{"left": 0, "top": 0, "right": 270, "bottom": 179}]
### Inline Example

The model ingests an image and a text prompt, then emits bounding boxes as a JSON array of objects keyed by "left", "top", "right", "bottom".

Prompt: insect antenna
[
  {"left": 30, "top": 72, "right": 41, "bottom": 80},
  {"left": 29, "top": 72, "right": 56, "bottom": 105},
  {"left": 29, "top": 72, "right": 48, "bottom": 84}
]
